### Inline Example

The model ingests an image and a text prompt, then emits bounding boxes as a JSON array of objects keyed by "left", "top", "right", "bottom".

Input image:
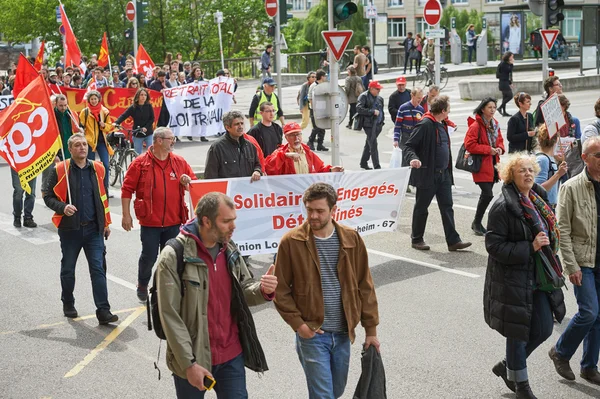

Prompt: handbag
[
  {"left": 535, "top": 251, "right": 565, "bottom": 292},
  {"left": 564, "top": 138, "right": 584, "bottom": 178},
  {"left": 455, "top": 126, "right": 483, "bottom": 173}
]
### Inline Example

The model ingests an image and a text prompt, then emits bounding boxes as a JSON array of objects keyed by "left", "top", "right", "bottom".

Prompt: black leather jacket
[{"left": 204, "top": 133, "right": 262, "bottom": 179}]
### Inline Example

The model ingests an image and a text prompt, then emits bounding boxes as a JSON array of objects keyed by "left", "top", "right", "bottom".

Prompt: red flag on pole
[
  {"left": 59, "top": 4, "right": 82, "bottom": 67},
  {"left": 136, "top": 44, "right": 155, "bottom": 80},
  {"left": 13, "top": 54, "right": 40, "bottom": 97},
  {"left": 97, "top": 32, "right": 110, "bottom": 68},
  {"left": 33, "top": 41, "right": 45, "bottom": 71},
  {"left": 0, "top": 76, "right": 61, "bottom": 194}
]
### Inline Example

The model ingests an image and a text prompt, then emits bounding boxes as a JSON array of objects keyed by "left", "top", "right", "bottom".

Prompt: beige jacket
[{"left": 557, "top": 170, "right": 598, "bottom": 275}]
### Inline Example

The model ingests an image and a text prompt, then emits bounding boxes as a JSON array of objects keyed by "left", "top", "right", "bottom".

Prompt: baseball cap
[
  {"left": 368, "top": 81, "right": 383, "bottom": 90},
  {"left": 283, "top": 122, "right": 302, "bottom": 135},
  {"left": 396, "top": 76, "right": 407, "bottom": 84},
  {"left": 49, "top": 71, "right": 58, "bottom": 77},
  {"left": 263, "top": 78, "right": 276, "bottom": 86},
  {"left": 216, "top": 69, "right": 226, "bottom": 77}
]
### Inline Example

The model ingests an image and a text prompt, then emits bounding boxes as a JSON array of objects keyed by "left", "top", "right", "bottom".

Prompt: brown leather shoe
[
  {"left": 549, "top": 346, "right": 575, "bottom": 381},
  {"left": 448, "top": 241, "right": 472, "bottom": 251},
  {"left": 411, "top": 242, "right": 430, "bottom": 251},
  {"left": 581, "top": 368, "right": 600, "bottom": 385}
]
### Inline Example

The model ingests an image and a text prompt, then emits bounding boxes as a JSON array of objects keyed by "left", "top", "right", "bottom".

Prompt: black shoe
[
  {"left": 360, "top": 165, "right": 372, "bottom": 170},
  {"left": 492, "top": 360, "right": 516, "bottom": 392},
  {"left": 187, "top": 136, "right": 193, "bottom": 141},
  {"left": 23, "top": 218, "right": 37, "bottom": 228},
  {"left": 107, "top": 193, "right": 114, "bottom": 199},
  {"left": 515, "top": 380, "right": 537, "bottom": 399},
  {"left": 97, "top": 309, "right": 118, "bottom": 325},
  {"left": 175, "top": 137, "right": 181, "bottom": 142},
  {"left": 412, "top": 242, "right": 430, "bottom": 251},
  {"left": 502, "top": 112, "right": 512, "bottom": 117},
  {"left": 374, "top": 165, "right": 381, "bottom": 169},
  {"left": 549, "top": 346, "right": 575, "bottom": 380},
  {"left": 200, "top": 137, "right": 208, "bottom": 142},
  {"left": 13, "top": 218, "right": 21, "bottom": 228},
  {"left": 308, "top": 141, "right": 315, "bottom": 151},
  {"left": 317, "top": 144, "right": 329, "bottom": 152},
  {"left": 137, "top": 285, "right": 148, "bottom": 302},
  {"left": 448, "top": 241, "right": 472, "bottom": 251},
  {"left": 345, "top": 124, "right": 352, "bottom": 129},
  {"left": 471, "top": 221, "right": 486, "bottom": 236},
  {"left": 581, "top": 368, "right": 600, "bottom": 384},
  {"left": 63, "top": 303, "right": 78, "bottom": 318}
]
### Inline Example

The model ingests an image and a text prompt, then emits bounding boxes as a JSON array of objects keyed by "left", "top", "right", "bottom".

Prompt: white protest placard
[
  {"left": 162, "top": 77, "right": 234, "bottom": 137},
  {"left": 0, "top": 95, "right": 14, "bottom": 111},
  {"left": 541, "top": 94, "right": 566, "bottom": 138},
  {"left": 188, "top": 169, "right": 410, "bottom": 255},
  {"left": 554, "top": 136, "right": 575, "bottom": 156}
]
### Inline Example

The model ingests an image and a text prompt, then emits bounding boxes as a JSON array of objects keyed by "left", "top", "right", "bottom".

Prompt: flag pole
[{"left": 50, "top": 85, "right": 80, "bottom": 130}]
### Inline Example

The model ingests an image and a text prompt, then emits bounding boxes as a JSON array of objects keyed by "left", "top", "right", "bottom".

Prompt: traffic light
[
  {"left": 136, "top": 0, "right": 149, "bottom": 28},
  {"left": 547, "top": 0, "right": 564, "bottom": 27},
  {"left": 268, "top": 24, "right": 275, "bottom": 37},
  {"left": 527, "top": 0, "right": 543, "bottom": 17},
  {"left": 279, "top": 0, "right": 293, "bottom": 26},
  {"left": 333, "top": 0, "right": 358, "bottom": 24},
  {"left": 124, "top": 28, "right": 133, "bottom": 40}
]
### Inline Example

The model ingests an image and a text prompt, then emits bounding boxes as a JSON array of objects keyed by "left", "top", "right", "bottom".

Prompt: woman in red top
[{"left": 464, "top": 98, "right": 505, "bottom": 236}]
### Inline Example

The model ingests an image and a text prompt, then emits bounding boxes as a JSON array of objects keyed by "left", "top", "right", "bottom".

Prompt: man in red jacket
[
  {"left": 121, "top": 127, "right": 196, "bottom": 301},
  {"left": 265, "top": 122, "right": 343, "bottom": 175}
]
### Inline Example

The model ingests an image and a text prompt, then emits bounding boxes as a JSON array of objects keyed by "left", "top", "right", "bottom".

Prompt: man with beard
[
  {"left": 274, "top": 182, "right": 380, "bottom": 399},
  {"left": 121, "top": 127, "right": 196, "bottom": 302},
  {"left": 156, "top": 192, "right": 277, "bottom": 398}
]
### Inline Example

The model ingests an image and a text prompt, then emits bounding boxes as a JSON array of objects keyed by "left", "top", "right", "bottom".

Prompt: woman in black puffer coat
[{"left": 484, "top": 152, "right": 566, "bottom": 399}]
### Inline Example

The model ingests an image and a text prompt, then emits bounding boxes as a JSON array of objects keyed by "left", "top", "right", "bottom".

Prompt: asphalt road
[{"left": 1, "top": 71, "right": 599, "bottom": 398}]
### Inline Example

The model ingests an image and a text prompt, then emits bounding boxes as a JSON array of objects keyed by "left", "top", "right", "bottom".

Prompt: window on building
[
  {"left": 418, "top": 0, "right": 427, "bottom": 5},
  {"left": 486, "top": 0, "right": 503, "bottom": 3},
  {"left": 388, "top": 18, "right": 406, "bottom": 38},
  {"left": 451, "top": 0, "right": 468, "bottom": 4},
  {"left": 306, "top": 0, "right": 312, "bottom": 8},
  {"left": 563, "top": 9, "right": 582, "bottom": 38},
  {"left": 292, "top": 0, "right": 303, "bottom": 11},
  {"left": 416, "top": 17, "right": 429, "bottom": 35},
  {"left": 388, "top": 0, "right": 403, "bottom": 6}
]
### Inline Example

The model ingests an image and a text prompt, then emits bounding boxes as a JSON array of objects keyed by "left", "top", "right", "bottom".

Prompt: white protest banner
[
  {"left": 541, "top": 94, "right": 566, "bottom": 138},
  {"left": 0, "top": 95, "right": 14, "bottom": 111},
  {"left": 188, "top": 169, "right": 410, "bottom": 255},
  {"left": 163, "top": 77, "right": 234, "bottom": 137}
]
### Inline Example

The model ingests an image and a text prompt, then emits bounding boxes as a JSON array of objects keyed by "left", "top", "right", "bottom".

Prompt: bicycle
[
  {"left": 413, "top": 59, "right": 448, "bottom": 91},
  {"left": 107, "top": 126, "right": 140, "bottom": 187}
]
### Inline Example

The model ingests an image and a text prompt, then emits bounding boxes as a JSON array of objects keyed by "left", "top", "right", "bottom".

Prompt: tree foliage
[{"left": 440, "top": 6, "right": 493, "bottom": 44}]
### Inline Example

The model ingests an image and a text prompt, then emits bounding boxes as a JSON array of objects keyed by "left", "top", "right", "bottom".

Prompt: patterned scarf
[{"left": 482, "top": 116, "right": 499, "bottom": 148}]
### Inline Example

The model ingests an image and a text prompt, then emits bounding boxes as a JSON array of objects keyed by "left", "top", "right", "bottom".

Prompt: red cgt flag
[
  {"left": 13, "top": 54, "right": 40, "bottom": 97},
  {"left": 97, "top": 32, "right": 110, "bottom": 68},
  {"left": 0, "top": 76, "right": 61, "bottom": 194},
  {"left": 33, "top": 41, "right": 45, "bottom": 71},
  {"left": 136, "top": 44, "right": 155, "bottom": 80},
  {"left": 60, "top": 4, "right": 82, "bottom": 67}
]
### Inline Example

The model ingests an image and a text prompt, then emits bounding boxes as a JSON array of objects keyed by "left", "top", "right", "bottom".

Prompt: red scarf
[{"left": 87, "top": 101, "right": 104, "bottom": 122}]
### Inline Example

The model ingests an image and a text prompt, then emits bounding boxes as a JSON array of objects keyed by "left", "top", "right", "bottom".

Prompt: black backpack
[
  {"left": 148, "top": 238, "right": 185, "bottom": 340},
  {"left": 495, "top": 64, "right": 501, "bottom": 79}
]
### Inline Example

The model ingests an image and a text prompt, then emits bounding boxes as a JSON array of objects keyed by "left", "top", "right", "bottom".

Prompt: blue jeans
[
  {"left": 556, "top": 266, "right": 600, "bottom": 369},
  {"left": 506, "top": 290, "right": 554, "bottom": 382},
  {"left": 468, "top": 45, "right": 476, "bottom": 63},
  {"left": 58, "top": 224, "right": 110, "bottom": 311},
  {"left": 138, "top": 225, "right": 181, "bottom": 287},
  {"left": 296, "top": 331, "right": 351, "bottom": 399},
  {"left": 11, "top": 169, "right": 36, "bottom": 220},
  {"left": 87, "top": 142, "right": 109, "bottom": 190},
  {"left": 173, "top": 353, "right": 247, "bottom": 399},
  {"left": 133, "top": 135, "right": 153, "bottom": 155}
]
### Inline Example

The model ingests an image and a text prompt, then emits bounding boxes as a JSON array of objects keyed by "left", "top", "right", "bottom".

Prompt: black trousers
[
  {"left": 348, "top": 103, "right": 357, "bottom": 126},
  {"left": 475, "top": 182, "right": 495, "bottom": 224},
  {"left": 404, "top": 53, "right": 412, "bottom": 72},
  {"left": 308, "top": 108, "right": 325, "bottom": 144},
  {"left": 360, "top": 124, "right": 383, "bottom": 168},
  {"left": 411, "top": 169, "right": 461, "bottom": 245},
  {"left": 499, "top": 88, "right": 513, "bottom": 113}
]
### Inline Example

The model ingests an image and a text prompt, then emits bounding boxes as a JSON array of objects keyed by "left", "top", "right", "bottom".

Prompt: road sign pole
[
  {"left": 275, "top": 15, "right": 282, "bottom": 105},
  {"left": 133, "top": 2, "right": 138, "bottom": 57},
  {"left": 328, "top": 0, "right": 340, "bottom": 166},
  {"left": 215, "top": 11, "right": 225, "bottom": 70},
  {"left": 435, "top": 23, "right": 440, "bottom": 86},
  {"left": 542, "top": 2, "right": 548, "bottom": 80}
]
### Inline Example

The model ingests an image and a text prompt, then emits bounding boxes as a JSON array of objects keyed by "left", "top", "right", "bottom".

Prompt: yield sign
[
  {"left": 541, "top": 29, "right": 559, "bottom": 50},
  {"left": 322, "top": 30, "right": 354, "bottom": 61},
  {"left": 423, "top": 0, "right": 442, "bottom": 26}
]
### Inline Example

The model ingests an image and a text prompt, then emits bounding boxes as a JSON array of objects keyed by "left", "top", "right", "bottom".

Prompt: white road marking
[
  {"left": 405, "top": 196, "right": 486, "bottom": 213},
  {"left": 0, "top": 212, "right": 59, "bottom": 245},
  {"left": 106, "top": 273, "right": 137, "bottom": 291},
  {"left": 367, "top": 248, "right": 480, "bottom": 278}
]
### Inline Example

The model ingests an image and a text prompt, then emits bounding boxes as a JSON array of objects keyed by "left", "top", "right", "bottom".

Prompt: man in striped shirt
[
  {"left": 274, "top": 183, "right": 380, "bottom": 399},
  {"left": 394, "top": 87, "right": 424, "bottom": 167}
]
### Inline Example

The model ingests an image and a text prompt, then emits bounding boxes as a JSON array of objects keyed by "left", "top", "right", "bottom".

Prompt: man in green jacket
[{"left": 156, "top": 192, "right": 278, "bottom": 397}]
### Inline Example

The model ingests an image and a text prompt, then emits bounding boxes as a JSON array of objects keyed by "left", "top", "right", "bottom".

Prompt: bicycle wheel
[
  {"left": 120, "top": 149, "right": 137, "bottom": 182},
  {"left": 414, "top": 71, "right": 426, "bottom": 88},
  {"left": 439, "top": 70, "right": 449, "bottom": 90},
  {"left": 109, "top": 155, "right": 120, "bottom": 187}
]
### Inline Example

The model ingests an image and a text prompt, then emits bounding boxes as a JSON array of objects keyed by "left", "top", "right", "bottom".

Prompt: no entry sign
[
  {"left": 423, "top": 0, "right": 442, "bottom": 26},
  {"left": 126, "top": 1, "right": 136, "bottom": 22},
  {"left": 265, "top": 0, "right": 278, "bottom": 18}
]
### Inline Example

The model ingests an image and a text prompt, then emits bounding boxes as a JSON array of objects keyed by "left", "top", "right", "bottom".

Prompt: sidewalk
[{"left": 231, "top": 58, "right": 581, "bottom": 119}]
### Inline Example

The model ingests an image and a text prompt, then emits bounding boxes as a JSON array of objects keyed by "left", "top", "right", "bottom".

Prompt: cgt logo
[{"left": 0, "top": 99, "right": 50, "bottom": 168}]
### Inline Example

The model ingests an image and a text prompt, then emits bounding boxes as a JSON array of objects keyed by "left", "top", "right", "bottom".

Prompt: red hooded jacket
[
  {"left": 464, "top": 114, "right": 505, "bottom": 183},
  {"left": 264, "top": 143, "right": 332, "bottom": 175}
]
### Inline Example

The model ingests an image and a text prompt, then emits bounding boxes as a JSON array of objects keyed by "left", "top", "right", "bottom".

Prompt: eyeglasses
[
  {"left": 160, "top": 136, "right": 175, "bottom": 142},
  {"left": 586, "top": 152, "right": 600, "bottom": 159},
  {"left": 287, "top": 133, "right": 302, "bottom": 138}
]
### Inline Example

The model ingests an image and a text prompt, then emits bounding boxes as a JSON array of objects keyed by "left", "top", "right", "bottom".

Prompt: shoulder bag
[{"left": 455, "top": 126, "right": 483, "bottom": 173}]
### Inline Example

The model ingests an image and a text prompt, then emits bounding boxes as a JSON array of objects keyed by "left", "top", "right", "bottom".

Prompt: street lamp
[{"left": 214, "top": 11, "right": 225, "bottom": 69}]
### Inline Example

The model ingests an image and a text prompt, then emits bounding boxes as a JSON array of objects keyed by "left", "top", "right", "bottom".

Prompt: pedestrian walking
[
  {"left": 466, "top": 24, "right": 479, "bottom": 64},
  {"left": 388, "top": 76, "right": 411, "bottom": 124},
  {"left": 465, "top": 98, "right": 505, "bottom": 236},
  {"left": 43, "top": 133, "right": 118, "bottom": 324},
  {"left": 404, "top": 95, "right": 472, "bottom": 251},
  {"left": 113, "top": 88, "right": 155, "bottom": 155},
  {"left": 507, "top": 92, "right": 536, "bottom": 153},
  {"left": 248, "top": 78, "right": 284, "bottom": 126},
  {"left": 298, "top": 71, "right": 316, "bottom": 130},
  {"left": 274, "top": 182, "right": 380, "bottom": 399},
  {"left": 414, "top": 34, "right": 423, "bottom": 73},
  {"left": 401, "top": 32, "right": 415, "bottom": 74},
  {"left": 344, "top": 66, "right": 363, "bottom": 129},
  {"left": 534, "top": 124, "right": 568, "bottom": 210},
  {"left": 261, "top": 44, "right": 273, "bottom": 82},
  {"left": 156, "top": 192, "right": 277, "bottom": 398},
  {"left": 484, "top": 152, "right": 566, "bottom": 398},
  {"left": 534, "top": 76, "right": 562, "bottom": 126},
  {"left": 497, "top": 51, "right": 514, "bottom": 117},
  {"left": 549, "top": 135, "right": 600, "bottom": 386},
  {"left": 356, "top": 81, "right": 385, "bottom": 170},
  {"left": 393, "top": 87, "right": 424, "bottom": 167},
  {"left": 557, "top": 94, "right": 581, "bottom": 139}
]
